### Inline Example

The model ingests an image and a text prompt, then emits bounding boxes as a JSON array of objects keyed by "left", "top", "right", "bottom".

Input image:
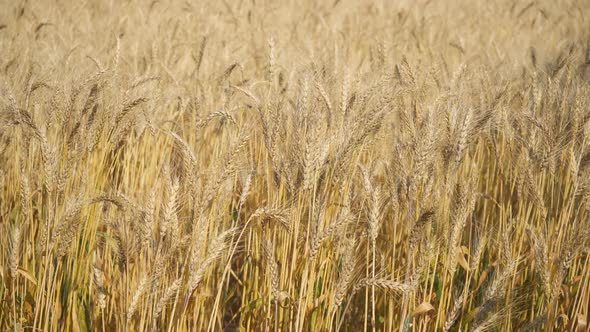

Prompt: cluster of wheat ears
[{"left": 1, "top": 0, "right": 590, "bottom": 331}]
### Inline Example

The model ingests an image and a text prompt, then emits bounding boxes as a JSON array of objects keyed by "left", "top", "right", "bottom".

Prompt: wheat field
[{"left": 1, "top": 0, "right": 590, "bottom": 331}]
